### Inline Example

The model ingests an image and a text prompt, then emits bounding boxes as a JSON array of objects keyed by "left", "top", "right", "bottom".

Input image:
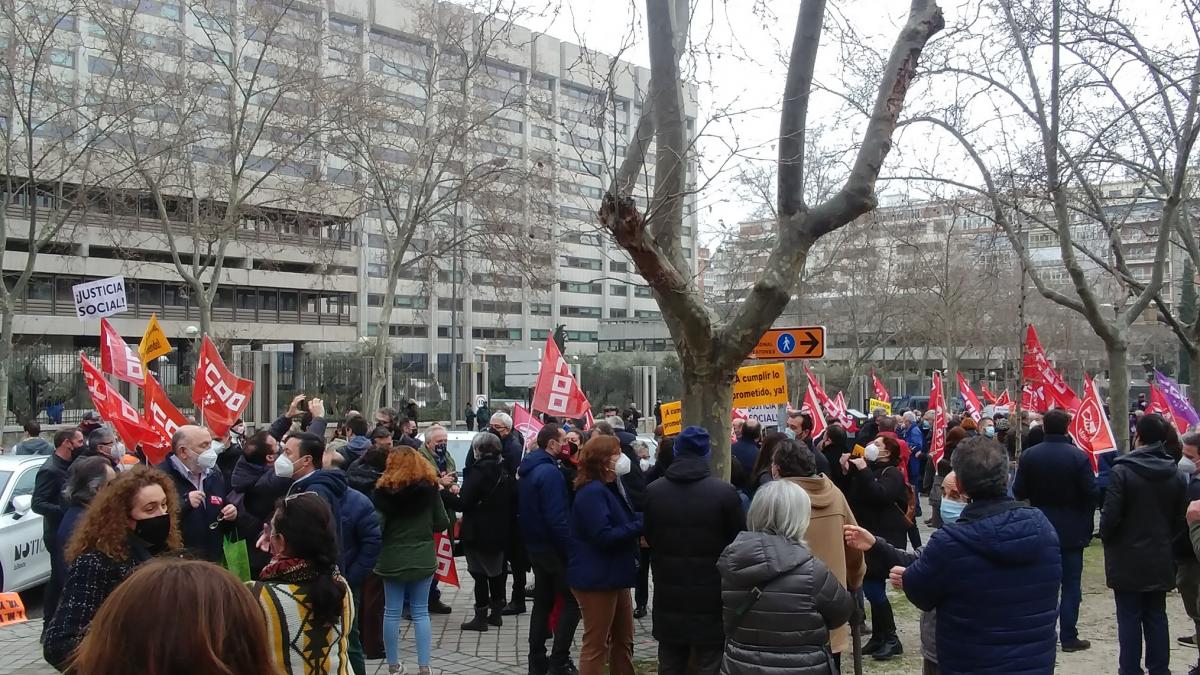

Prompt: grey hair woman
[
  {"left": 440, "top": 425, "right": 513, "bottom": 631},
  {"left": 718, "top": 480, "right": 854, "bottom": 675}
]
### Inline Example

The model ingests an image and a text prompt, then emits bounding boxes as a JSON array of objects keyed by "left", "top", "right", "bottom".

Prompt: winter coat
[
  {"left": 717, "top": 531, "right": 854, "bottom": 675},
  {"left": 268, "top": 414, "right": 327, "bottom": 442},
  {"left": 440, "top": 455, "right": 511, "bottom": 552},
  {"left": 867, "top": 537, "right": 935, "bottom": 662},
  {"left": 215, "top": 443, "right": 244, "bottom": 491},
  {"left": 784, "top": 475, "right": 865, "bottom": 655},
  {"left": 1100, "top": 442, "right": 1188, "bottom": 592},
  {"left": 463, "top": 430, "right": 523, "bottom": 478},
  {"left": 417, "top": 444, "right": 458, "bottom": 478},
  {"left": 567, "top": 479, "right": 642, "bottom": 590},
  {"left": 32, "top": 454, "right": 72, "bottom": 543},
  {"left": 730, "top": 439, "right": 760, "bottom": 477},
  {"left": 844, "top": 461, "right": 909, "bottom": 579},
  {"left": 643, "top": 455, "right": 745, "bottom": 646},
  {"left": 156, "top": 457, "right": 234, "bottom": 563},
  {"left": 372, "top": 480, "right": 450, "bottom": 581},
  {"left": 227, "top": 456, "right": 291, "bottom": 577},
  {"left": 517, "top": 449, "right": 573, "bottom": 556},
  {"left": 14, "top": 437, "right": 53, "bottom": 455},
  {"left": 339, "top": 485, "right": 383, "bottom": 586},
  {"left": 52, "top": 504, "right": 87, "bottom": 589},
  {"left": 345, "top": 458, "right": 383, "bottom": 496},
  {"left": 1012, "top": 434, "right": 1099, "bottom": 551},
  {"left": 286, "top": 470, "right": 346, "bottom": 536},
  {"left": 337, "top": 436, "right": 372, "bottom": 469},
  {"left": 475, "top": 406, "right": 492, "bottom": 430},
  {"left": 43, "top": 536, "right": 159, "bottom": 669},
  {"left": 1175, "top": 475, "right": 1200, "bottom": 561},
  {"left": 615, "top": 429, "right": 648, "bottom": 511},
  {"left": 251, "top": 574, "right": 353, "bottom": 675},
  {"left": 902, "top": 497, "right": 1061, "bottom": 675}
]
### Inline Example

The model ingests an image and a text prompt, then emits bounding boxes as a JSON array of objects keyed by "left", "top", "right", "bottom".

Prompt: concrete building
[{"left": 1, "top": 0, "right": 699, "bottom": 417}]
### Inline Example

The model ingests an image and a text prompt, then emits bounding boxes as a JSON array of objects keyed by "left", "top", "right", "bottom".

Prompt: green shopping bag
[{"left": 223, "top": 534, "right": 251, "bottom": 582}]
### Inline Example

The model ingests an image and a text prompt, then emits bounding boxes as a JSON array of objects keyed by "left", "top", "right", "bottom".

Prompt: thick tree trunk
[
  {"left": 369, "top": 334, "right": 390, "bottom": 412},
  {"left": 1188, "top": 346, "right": 1200, "bottom": 412},
  {"left": 1106, "top": 341, "right": 1131, "bottom": 453},
  {"left": 680, "top": 362, "right": 734, "bottom": 481}
]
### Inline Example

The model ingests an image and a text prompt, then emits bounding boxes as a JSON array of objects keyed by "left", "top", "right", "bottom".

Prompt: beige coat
[{"left": 785, "top": 475, "right": 866, "bottom": 655}]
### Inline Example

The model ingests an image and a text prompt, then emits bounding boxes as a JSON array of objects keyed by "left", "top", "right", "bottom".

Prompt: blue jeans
[
  {"left": 383, "top": 575, "right": 434, "bottom": 668},
  {"left": 1114, "top": 590, "right": 1170, "bottom": 675},
  {"left": 1059, "top": 549, "right": 1083, "bottom": 643}
]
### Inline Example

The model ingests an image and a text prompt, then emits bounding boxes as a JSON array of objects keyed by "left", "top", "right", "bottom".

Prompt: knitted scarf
[{"left": 260, "top": 556, "right": 318, "bottom": 584}]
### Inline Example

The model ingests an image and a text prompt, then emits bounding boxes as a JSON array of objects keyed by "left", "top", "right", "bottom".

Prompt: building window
[
  {"left": 437, "top": 325, "right": 464, "bottom": 339},
  {"left": 609, "top": 261, "right": 629, "bottom": 273},
  {"left": 532, "top": 125, "right": 554, "bottom": 140},
  {"left": 610, "top": 284, "right": 627, "bottom": 297},
  {"left": 561, "top": 255, "right": 603, "bottom": 271},
  {"left": 634, "top": 285, "right": 653, "bottom": 298},
  {"left": 530, "top": 329, "right": 550, "bottom": 341},
  {"left": 530, "top": 303, "right": 552, "bottom": 315},
  {"left": 437, "top": 297, "right": 463, "bottom": 311},
  {"left": 609, "top": 308, "right": 627, "bottom": 318},
  {"left": 472, "top": 299, "right": 522, "bottom": 314},
  {"left": 565, "top": 330, "right": 598, "bottom": 342},
  {"left": 560, "top": 281, "right": 601, "bottom": 294},
  {"left": 561, "top": 305, "right": 601, "bottom": 318},
  {"left": 473, "top": 327, "right": 521, "bottom": 340},
  {"left": 634, "top": 310, "right": 662, "bottom": 319},
  {"left": 367, "top": 263, "right": 388, "bottom": 278},
  {"left": 367, "top": 293, "right": 383, "bottom": 307},
  {"left": 388, "top": 324, "right": 428, "bottom": 337}
]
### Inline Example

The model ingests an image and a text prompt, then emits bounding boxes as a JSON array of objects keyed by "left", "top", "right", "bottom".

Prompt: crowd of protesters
[{"left": 19, "top": 389, "right": 1200, "bottom": 675}]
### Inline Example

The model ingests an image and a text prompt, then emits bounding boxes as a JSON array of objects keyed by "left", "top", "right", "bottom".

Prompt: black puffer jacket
[
  {"left": 845, "top": 461, "right": 909, "bottom": 579},
  {"left": 643, "top": 455, "right": 745, "bottom": 646},
  {"left": 718, "top": 531, "right": 854, "bottom": 675},
  {"left": 441, "top": 454, "right": 512, "bottom": 552},
  {"left": 1100, "top": 443, "right": 1188, "bottom": 592},
  {"left": 227, "top": 457, "right": 290, "bottom": 578},
  {"left": 346, "top": 458, "right": 383, "bottom": 496}
]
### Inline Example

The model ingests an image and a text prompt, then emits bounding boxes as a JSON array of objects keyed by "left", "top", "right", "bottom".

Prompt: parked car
[
  {"left": 416, "top": 430, "right": 476, "bottom": 484},
  {"left": 0, "top": 455, "right": 51, "bottom": 593}
]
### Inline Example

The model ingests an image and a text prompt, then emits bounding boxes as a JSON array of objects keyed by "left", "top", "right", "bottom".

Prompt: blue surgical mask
[
  {"left": 984, "top": 427, "right": 996, "bottom": 438},
  {"left": 783, "top": 428, "right": 797, "bottom": 440},
  {"left": 940, "top": 499, "right": 966, "bottom": 524},
  {"left": 922, "top": 422, "right": 931, "bottom": 430}
]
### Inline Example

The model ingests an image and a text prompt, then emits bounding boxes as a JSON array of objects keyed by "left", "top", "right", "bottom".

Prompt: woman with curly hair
[
  {"left": 44, "top": 465, "right": 183, "bottom": 670},
  {"left": 252, "top": 492, "right": 353, "bottom": 674},
  {"left": 65, "top": 558, "right": 276, "bottom": 675},
  {"left": 372, "top": 449, "right": 450, "bottom": 675}
]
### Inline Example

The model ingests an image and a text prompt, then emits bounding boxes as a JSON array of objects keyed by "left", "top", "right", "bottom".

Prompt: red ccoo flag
[
  {"left": 99, "top": 318, "right": 146, "bottom": 386},
  {"left": 531, "top": 335, "right": 591, "bottom": 419},
  {"left": 801, "top": 379, "right": 828, "bottom": 440},
  {"left": 1023, "top": 326, "right": 1082, "bottom": 411},
  {"left": 980, "top": 382, "right": 998, "bottom": 405},
  {"left": 956, "top": 373, "right": 984, "bottom": 422},
  {"left": 995, "top": 389, "right": 1013, "bottom": 409},
  {"left": 512, "top": 403, "right": 541, "bottom": 450},
  {"left": 872, "top": 372, "right": 891, "bottom": 404},
  {"left": 142, "top": 372, "right": 189, "bottom": 464},
  {"left": 80, "top": 353, "right": 153, "bottom": 455},
  {"left": 1068, "top": 376, "right": 1119, "bottom": 473},
  {"left": 192, "top": 335, "right": 253, "bottom": 438},
  {"left": 928, "top": 372, "right": 948, "bottom": 467}
]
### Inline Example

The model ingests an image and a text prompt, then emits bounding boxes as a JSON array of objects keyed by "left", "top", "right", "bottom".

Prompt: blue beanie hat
[{"left": 675, "top": 426, "right": 711, "bottom": 459}]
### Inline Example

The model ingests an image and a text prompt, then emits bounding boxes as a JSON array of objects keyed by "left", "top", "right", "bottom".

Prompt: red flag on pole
[
  {"left": 980, "top": 382, "right": 998, "bottom": 405},
  {"left": 81, "top": 353, "right": 152, "bottom": 454},
  {"left": 99, "top": 319, "right": 146, "bottom": 386},
  {"left": 1147, "top": 385, "right": 1188, "bottom": 434},
  {"left": 192, "top": 335, "right": 253, "bottom": 438},
  {"left": 583, "top": 409, "right": 595, "bottom": 431},
  {"left": 956, "top": 373, "right": 984, "bottom": 422},
  {"left": 1068, "top": 376, "right": 1119, "bottom": 473},
  {"left": 531, "top": 336, "right": 591, "bottom": 419},
  {"left": 144, "top": 372, "right": 189, "bottom": 463},
  {"left": 803, "top": 367, "right": 838, "bottom": 421},
  {"left": 995, "top": 389, "right": 1013, "bottom": 409},
  {"left": 928, "top": 372, "right": 947, "bottom": 467},
  {"left": 512, "top": 403, "right": 541, "bottom": 450},
  {"left": 801, "top": 379, "right": 828, "bottom": 440},
  {"left": 1023, "top": 326, "right": 1082, "bottom": 411},
  {"left": 872, "top": 372, "right": 891, "bottom": 404}
]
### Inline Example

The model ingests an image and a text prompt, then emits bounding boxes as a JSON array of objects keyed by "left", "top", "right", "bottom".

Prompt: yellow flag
[{"left": 138, "top": 313, "right": 172, "bottom": 365}]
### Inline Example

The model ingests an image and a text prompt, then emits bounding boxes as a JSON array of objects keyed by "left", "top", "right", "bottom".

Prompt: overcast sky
[{"left": 502, "top": 0, "right": 925, "bottom": 243}]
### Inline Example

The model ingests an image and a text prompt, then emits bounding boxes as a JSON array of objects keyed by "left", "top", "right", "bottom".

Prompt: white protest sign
[
  {"left": 72, "top": 276, "right": 128, "bottom": 321},
  {"left": 744, "top": 405, "right": 781, "bottom": 427}
]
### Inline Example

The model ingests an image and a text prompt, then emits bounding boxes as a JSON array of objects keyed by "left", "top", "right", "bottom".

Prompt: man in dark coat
[
  {"left": 518, "top": 424, "right": 579, "bottom": 675},
  {"left": 1101, "top": 414, "right": 1189, "bottom": 675},
  {"left": 644, "top": 426, "right": 745, "bottom": 675},
  {"left": 33, "top": 428, "right": 84, "bottom": 628},
  {"left": 157, "top": 425, "right": 238, "bottom": 562},
  {"left": 730, "top": 418, "right": 762, "bottom": 477},
  {"left": 1012, "top": 408, "right": 1098, "bottom": 652},
  {"left": 902, "top": 437, "right": 1062, "bottom": 675}
]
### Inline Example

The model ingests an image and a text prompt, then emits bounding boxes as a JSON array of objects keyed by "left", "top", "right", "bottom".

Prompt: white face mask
[
  {"left": 864, "top": 443, "right": 881, "bottom": 463},
  {"left": 111, "top": 442, "right": 126, "bottom": 462},
  {"left": 274, "top": 454, "right": 295, "bottom": 478},
  {"left": 639, "top": 458, "right": 650, "bottom": 472},
  {"left": 615, "top": 452, "right": 631, "bottom": 476},
  {"left": 197, "top": 446, "right": 219, "bottom": 470},
  {"left": 1180, "top": 456, "right": 1198, "bottom": 476}
]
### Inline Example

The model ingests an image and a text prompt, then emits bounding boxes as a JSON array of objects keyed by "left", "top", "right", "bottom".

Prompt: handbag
[
  {"left": 886, "top": 467, "right": 917, "bottom": 527},
  {"left": 222, "top": 534, "right": 251, "bottom": 583}
]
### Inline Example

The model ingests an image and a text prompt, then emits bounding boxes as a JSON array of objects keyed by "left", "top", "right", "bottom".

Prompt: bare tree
[
  {"left": 901, "top": 0, "right": 1199, "bottom": 449},
  {"left": 332, "top": 0, "right": 552, "bottom": 409},
  {"left": 598, "top": 0, "right": 944, "bottom": 477},
  {"left": 0, "top": 0, "right": 137, "bottom": 424},
  {"left": 88, "top": 0, "right": 348, "bottom": 342}
]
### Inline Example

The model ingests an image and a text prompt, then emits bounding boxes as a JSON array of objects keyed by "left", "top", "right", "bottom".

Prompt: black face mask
[{"left": 133, "top": 514, "right": 171, "bottom": 550}]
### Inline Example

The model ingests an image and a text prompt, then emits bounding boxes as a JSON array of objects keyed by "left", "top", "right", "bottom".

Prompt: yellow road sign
[{"left": 751, "top": 326, "right": 825, "bottom": 360}]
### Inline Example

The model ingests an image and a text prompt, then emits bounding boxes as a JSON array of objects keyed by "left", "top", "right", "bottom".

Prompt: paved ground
[{"left": 3, "top": 496, "right": 1199, "bottom": 674}]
